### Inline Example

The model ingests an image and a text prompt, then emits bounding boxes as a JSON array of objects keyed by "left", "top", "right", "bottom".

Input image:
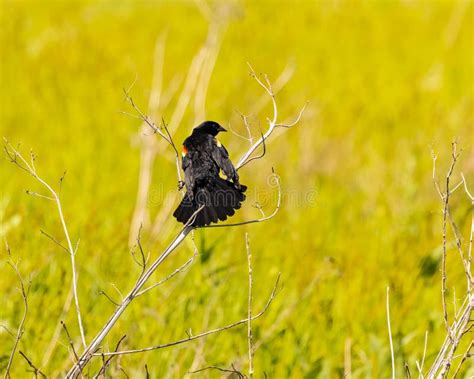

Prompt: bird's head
[{"left": 194, "top": 121, "right": 227, "bottom": 136}]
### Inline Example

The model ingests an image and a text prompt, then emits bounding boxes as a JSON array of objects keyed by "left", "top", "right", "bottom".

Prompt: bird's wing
[
  {"left": 182, "top": 146, "right": 194, "bottom": 194},
  {"left": 210, "top": 137, "right": 239, "bottom": 183}
]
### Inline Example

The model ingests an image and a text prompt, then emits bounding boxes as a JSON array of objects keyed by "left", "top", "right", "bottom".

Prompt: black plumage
[{"left": 173, "top": 121, "right": 247, "bottom": 227}]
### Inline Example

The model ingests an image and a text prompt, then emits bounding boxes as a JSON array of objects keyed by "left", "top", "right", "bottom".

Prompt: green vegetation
[{"left": 1, "top": 1, "right": 473, "bottom": 377}]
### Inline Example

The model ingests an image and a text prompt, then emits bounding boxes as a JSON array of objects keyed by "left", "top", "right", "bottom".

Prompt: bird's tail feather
[{"left": 173, "top": 178, "right": 247, "bottom": 227}]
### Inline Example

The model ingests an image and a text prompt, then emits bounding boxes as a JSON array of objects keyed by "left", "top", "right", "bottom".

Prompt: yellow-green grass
[{"left": 1, "top": 1, "right": 473, "bottom": 377}]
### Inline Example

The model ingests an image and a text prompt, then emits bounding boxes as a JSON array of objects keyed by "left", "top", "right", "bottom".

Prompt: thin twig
[
  {"left": 61, "top": 321, "right": 79, "bottom": 363},
  {"left": 432, "top": 142, "right": 460, "bottom": 340},
  {"left": 415, "top": 330, "right": 428, "bottom": 378},
  {"left": 387, "top": 286, "right": 395, "bottom": 379},
  {"left": 41, "top": 283, "right": 74, "bottom": 367},
  {"left": 246, "top": 233, "right": 254, "bottom": 379},
  {"left": 92, "top": 274, "right": 280, "bottom": 357},
  {"left": 136, "top": 233, "right": 198, "bottom": 297},
  {"left": 189, "top": 365, "right": 245, "bottom": 378},
  {"left": 122, "top": 92, "right": 183, "bottom": 187},
  {"left": 40, "top": 229, "right": 69, "bottom": 254},
  {"left": 98, "top": 290, "right": 121, "bottom": 307},
  {"left": 25, "top": 190, "right": 54, "bottom": 201},
  {"left": 5, "top": 141, "right": 87, "bottom": 347},
  {"left": 236, "top": 64, "right": 306, "bottom": 170},
  {"left": 4, "top": 244, "right": 31, "bottom": 379},
  {"left": 461, "top": 173, "right": 474, "bottom": 293},
  {"left": 237, "top": 129, "right": 266, "bottom": 170},
  {"left": 131, "top": 224, "right": 149, "bottom": 278},
  {"left": 162, "top": 118, "right": 183, "bottom": 185},
  {"left": 94, "top": 335, "right": 127, "bottom": 378},
  {"left": 18, "top": 351, "right": 47, "bottom": 379},
  {"left": 452, "top": 340, "right": 473, "bottom": 378}
]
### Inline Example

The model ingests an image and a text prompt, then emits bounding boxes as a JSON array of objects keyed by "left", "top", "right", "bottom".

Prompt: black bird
[{"left": 173, "top": 121, "right": 247, "bottom": 227}]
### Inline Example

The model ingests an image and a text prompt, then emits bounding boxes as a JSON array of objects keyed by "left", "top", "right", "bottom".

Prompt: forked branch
[
  {"left": 122, "top": 91, "right": 183, "bottom": 185},
  {"left": 425, "top": 143, "right": 474, "bottom": 378},
  {"left": 236, "top": 63, "right": 307, "bottom": 170},
  {"left": 4, "top": 140, "right": 87, "bottom": 348},
  {"left": 92, "top": 274, "right": 280, "bottom": 357}
]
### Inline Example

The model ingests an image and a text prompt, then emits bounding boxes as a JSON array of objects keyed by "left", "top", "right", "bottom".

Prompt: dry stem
[
  {"left": 91, "top": 273, "right": 280, "bottom": 357},
  {"left": 4, "top": 245, "right": 31, "bottom": 379},
  {"left": 386, "top": 287, "right": 395, "bottom": 379},
  {"left": 426, "top": 143, "right": 473, "bottom": 378},
  {"left": 246, "top": 233, "right": 254, "bottom": 379},
  {"left": 4, "top": 141, "right": 87, "bottom": 348}
]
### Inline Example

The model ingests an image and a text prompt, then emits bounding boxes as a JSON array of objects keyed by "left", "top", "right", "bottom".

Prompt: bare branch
[
  {"left": 236, "top": 65, "right": 306, "bottom": 170},
  {"left": 98, "top": 290, "right": 121, "bottom": 307},
  {"left": 386, "top": 287, "right": 396, "bottom": 379},
  {"left": 431, "top": 148, "right": 443, "bottom": 200},
  {"left": 122, "top": 90, "right": 169, "bottom": 141},
  {"left": 18, "top": 351, "right": 47, "bottom": 379},
  {"left": 40, "top": 229, "right": 69, "bottom": 254},
  {"left": 452, "top": 340, "right": 473, "bottom": 378},
  {"left": 25, "top": 190, "right": 54, "bottom": 201},
  {"left": 41, "top": 284, "right": 74, "bottom": 367},
  {"left": 227, "top": 114, "right": 254, "bottom": 145},
  {"left": 246, "top": 233, "right": 254, "bottom": 379},
  {"left": 122, "top": 92, "right": 184, "bottom": 188},
  {"left": 250, "top": 61, "right": 295, "bottom": 116},
  {"left": 461, "top": 173, "right": 474, "bottom": 201},
  {"left": 131, "top": 225, "right": 149, "bottom": 278},
  {"left": 94, "top": 335, "right": 127, "bottom": 378},
  {"left": 189, "top": 364, "right": 245, "bottom": 378},
  {"left": 92, "top": 273, "right": 281, "bottom": 357},
  {"left": 427, "top": 148, "right": 474, "bottom": 377},
  {"left": 432, "top": 141, "right": 460, "bottom": 339},
  {"left": 162, "top": 118, "right": 183, "bottom": 185},
  {"left": 274, "top": 102, "right": 308, "bottom": 128},
  {"left": 61, "top": 321, "right": 79, "bottom": 364},
  {"left": 461, "top": 173, "right": 474, "bottom": 294},
  {"left": 1, "top": 325, "right": 15, "bottom": 338},
  {"left": 5, "top": 141, "right": 87, "bottom": 347},
  {"left": 450, "top": 179, "right": 464, "bottom": 195},
  {"left": 415, "top": 331, "right": 428, "bottom": 377},
  {"left": 136, "top": 232, "right": 198, "bottom": 297},
  {"left": 237, "top": 129, "right": 266, "bottom": 170},
  {"left": 4, "top": 244, "right": 31, "bottom": 379}
]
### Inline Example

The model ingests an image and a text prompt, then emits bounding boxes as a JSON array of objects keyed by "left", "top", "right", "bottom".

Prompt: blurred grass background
[{"left": 1, "top": 0, "right": 473, "bottom": 377}]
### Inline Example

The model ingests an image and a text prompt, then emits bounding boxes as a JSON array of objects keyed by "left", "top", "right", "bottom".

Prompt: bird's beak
[{"left": 218, "top": 126, "right": 227, "bottom": 132}]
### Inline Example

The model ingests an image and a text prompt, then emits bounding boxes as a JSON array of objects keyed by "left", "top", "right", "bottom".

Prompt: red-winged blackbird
[{"left": 173, "top": 121, "right": 247, "bottom": 227}]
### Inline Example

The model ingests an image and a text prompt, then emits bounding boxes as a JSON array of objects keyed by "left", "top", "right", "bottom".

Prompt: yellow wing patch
[{"left": 182, "top": 145, "right": 188, "bottom": 157}]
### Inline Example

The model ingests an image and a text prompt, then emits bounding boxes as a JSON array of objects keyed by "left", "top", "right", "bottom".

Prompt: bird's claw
[{"left": 178, "top": 180, "right": 185, "bottom": 190}]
